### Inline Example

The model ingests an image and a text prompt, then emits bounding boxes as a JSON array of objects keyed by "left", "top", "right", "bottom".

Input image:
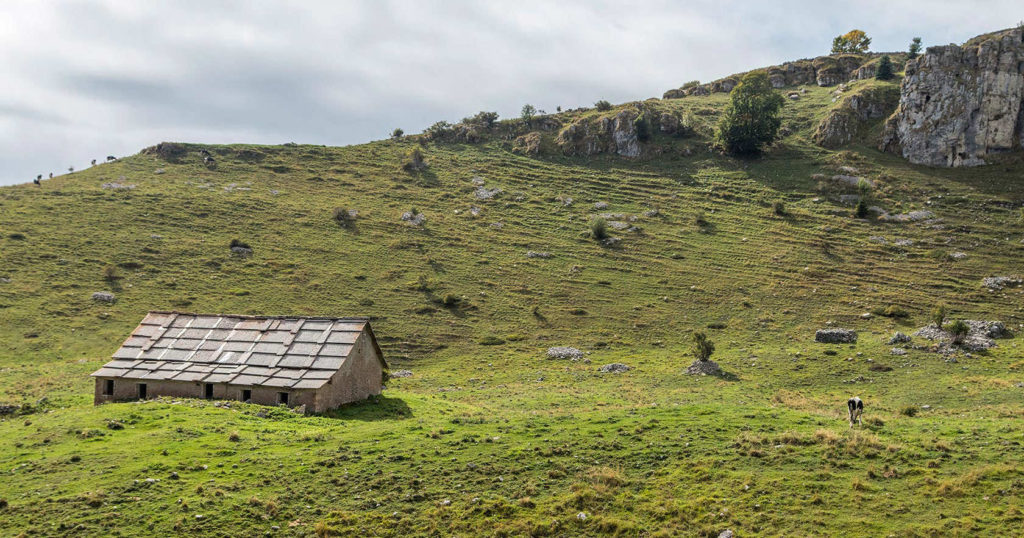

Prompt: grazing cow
[
  {"left": 106, "top": 155, "right": 116, "bottom": 162},
  {"left": 48, "top": 172, "right": 53, "bottom": 179},
  {"left": 33, "top": 177, "right": 40, "bottom": 186},
  {"left": 847, "top": 397, "right": 864, "bottom": 426},
  {"left": 91, "top": 159, "right": 97, "bottom": 166}
]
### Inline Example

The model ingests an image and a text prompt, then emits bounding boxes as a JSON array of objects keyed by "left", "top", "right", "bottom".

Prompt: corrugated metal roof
[{"left": 90, "top": 312, "right": 386, "bottom": 390}]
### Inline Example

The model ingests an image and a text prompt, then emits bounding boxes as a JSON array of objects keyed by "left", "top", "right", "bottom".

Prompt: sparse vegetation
[
  {"left": 932, "top": 304, "right": 948, "bottom": 327},
  {"left": 854, "top": 198, "right": 869, "bottom": 218},
  {"left": 520, "top": 104, "right": 536, "bottom": 125},
  {"left": 772, "top": 200, "right": 786, "bottom": 216},
  {"left": 594, "top": 100, "right": 612, "bottom": 111},
  {"left": 390, "top": 128, "right": 403, "bottom": 139}
]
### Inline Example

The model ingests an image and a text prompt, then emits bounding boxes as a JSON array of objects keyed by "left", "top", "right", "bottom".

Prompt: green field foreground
[{"left": 2, "top": 81, "right": 1024, "bottom": 536}]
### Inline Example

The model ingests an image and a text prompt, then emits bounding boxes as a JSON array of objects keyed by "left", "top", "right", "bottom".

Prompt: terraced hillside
[{"left": 2, "top": 77, "right": 1024, "bottom": 536}]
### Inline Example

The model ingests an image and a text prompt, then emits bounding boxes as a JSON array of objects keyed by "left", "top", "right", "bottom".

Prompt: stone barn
[{"left": 91, "top": 312, "right": 387, "bottom": 413}]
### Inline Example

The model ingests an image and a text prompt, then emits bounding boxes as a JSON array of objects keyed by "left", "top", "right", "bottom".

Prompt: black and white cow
[{"left": 847, "top": 397, "right": 864, "bottom": 426}]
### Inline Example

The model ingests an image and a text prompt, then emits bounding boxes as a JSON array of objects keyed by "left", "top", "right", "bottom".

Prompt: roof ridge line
[{"left": 146, "top": 310, "right": 372, "bottom": 321}]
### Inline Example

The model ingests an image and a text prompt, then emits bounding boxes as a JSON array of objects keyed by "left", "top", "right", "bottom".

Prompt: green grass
[{"left": 2, "top": 80, "right": 1024, "bottom": 536}]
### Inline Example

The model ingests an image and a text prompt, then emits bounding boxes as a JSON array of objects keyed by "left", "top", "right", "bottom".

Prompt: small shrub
[
  {"left": 228, "top": 431, "right": 241, "bottom": 442},
  {"left": 229, "top": 239, "right": 251, "bottom": 250},
  {"left": 854, "top": 199, "right": 869, "bottom": 219},
  {"left": 390, "top": 128, "right": 403, "bottom": 139},
  {"left": 0, "top": 498, "right": 7, "bottom": 510},
  {"left": 872, "top": 304, "right": 909, "bottom": 318},
  {"left": 772, "top": 200, "right": 786, "bottom": 216},
  {"left": 331, "top": 207, "right": 354, "bottom": 226},
  {"left": 441, "top": 293, "right": 461, "bottom": 307},
  {"left": 520, "top": 104, "right": 536, "bottom": 125},
  {"left": 931, "top": 304, "right": 947, "bottom": 327},
  {"left": 403, "top": 148, "right": 427, "bottom": 171},
  {"left": 594, "top": 100, "right": 612, "bottom": 111},
  {"left": 691, "top": 331, "right": 714, "bottom": 361},
  {"left": 694, "top": 212, "right": 708, "bottom": 227},
  {"left": 680, "top": 80, "right": 700, "bottom": 90},
  {"left": 102, "top": 265, "right": 120, "bottom": 281},
  {"left": 945, "top": 320, "right": 969, "bottom": 345},
  {"left": 900, "top": 406, "right": 918, "bottom": 417},
  {"left": 590, "top": 217, "right": 608, "bottom": 240},
  {"left": 424, "top": 121, "right": 452, "bottom": 140},
  {"left": 908, "top": 37, "right": 922, "bottom": 59},
  {"left": 634, "top": 114, "right": 651, "bottom": 142}
]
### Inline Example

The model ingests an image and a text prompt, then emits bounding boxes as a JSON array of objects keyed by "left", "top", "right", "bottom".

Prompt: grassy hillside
[{"left": 2, "top": 78, "right": 1024, "bottom": 536}]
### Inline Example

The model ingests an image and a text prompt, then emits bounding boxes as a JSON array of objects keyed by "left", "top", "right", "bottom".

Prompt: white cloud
[{"left": 0, "top": 0, "right": 1022, "bottom": 184}]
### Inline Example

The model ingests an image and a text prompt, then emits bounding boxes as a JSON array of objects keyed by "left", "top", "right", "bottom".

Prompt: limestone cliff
[
  {"left": 663, "top": 54, "right": 873, "bottom": 99},
  {"left": 881, "top": 27, "right": 1024, "bottom": 167}
]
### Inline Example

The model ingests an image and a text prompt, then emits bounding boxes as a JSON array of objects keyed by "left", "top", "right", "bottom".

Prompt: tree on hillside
[
  {"left": 715, "top": 72, "right": 785, "bottom": 155},
  {"left": 691, "top": 331, "right": 715, "bottom": 362},
  {"left": 875, "top": 55, "right": 894, "bottom": 80},
  {"left": 831, "top": 30, "right": 871, "bottom": 54},
  {"left": 520, "top": 104, "right": 536, "bottom": 125},
  {"left": 908, "top": 37, "right": 922, "bottom": 59}
]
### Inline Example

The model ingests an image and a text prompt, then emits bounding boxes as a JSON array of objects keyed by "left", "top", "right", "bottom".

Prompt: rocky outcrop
[
  {"left": 664, "top": 54, "right": 871, "bottom": 99},
  {"left": 881, "top": 27, "right": 1024, "bottom": 167},
  {"left": 813, "top": 83, "right": 900, "bottom": 148},
  {"left": 556, "top": 109, "right": 641, "bottom": 157}
]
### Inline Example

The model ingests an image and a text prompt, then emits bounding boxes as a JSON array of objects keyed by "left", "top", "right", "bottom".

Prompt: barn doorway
[
  {"left": 103, "top": 379, "right": 114, "bottom": 396},
  {"left": 278, "top": 392, "right": 289, "bottom": 405},
  {"left": 241, "top": 389, "right": 252, "bottom": 402},
  {"left": 137, "top": 383, "right": 147, "bottom": 399},
  {"left": 204, "top": 383, "right": 214, "bottom": 399}
]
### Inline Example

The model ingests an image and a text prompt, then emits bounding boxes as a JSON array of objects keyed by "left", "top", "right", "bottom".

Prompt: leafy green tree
[
  {"left": 831, "top": 29, "right": 871, "bottom": 54},
  {"left": 520, "top": 104, "right": 536, "bottom": 125},
  {"left": 390, "top": 128, "right": 404, "bottom": 139},
  {"left": 715, "top": 72, "right": 785, "bottom": 154},
  {"left": 594, "top": 100, "right": 612, "bottom": 111},
  {"left": 875, "top": 55, "right": 894, "bottom": 80},
  {"left": 908, "top": 37, "right": 922, "bottom": 59},
  {"left": 691, "top": 331, "right": 715, "bottom": 362}
]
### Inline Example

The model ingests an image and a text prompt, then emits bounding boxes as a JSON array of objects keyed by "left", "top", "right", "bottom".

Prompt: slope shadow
[{"left": 319, "top": 395, "right": 413, "bottom": 421}]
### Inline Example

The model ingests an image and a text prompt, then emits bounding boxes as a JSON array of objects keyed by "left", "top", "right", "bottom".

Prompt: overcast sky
[{"left": 1, "top": 1, "right": 1021, "bottom": 185}]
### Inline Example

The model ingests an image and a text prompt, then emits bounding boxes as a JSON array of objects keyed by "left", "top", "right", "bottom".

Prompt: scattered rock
[
  {"left": 949, "top": 251, "right": 967, "bottom": 260},
  {"left": 547, "top": 347, "right": 584, "bottom": 361},
  {"left": 597, "top": 363, "right": 631, "bottom": 373},
  {"left": 879, "top": 210, "right": 935, "bottom": 222},
  {"left": 815, "top": 329, "right": 857, "bottom": 344},
  {"left": 401, "top": 212, "right": 426, "bottom": 226},
  {"left": 719, "top": 531, "right": 735, "bottom": 538},
  {"left": 101, "top": 182, "right": 136, "bottom": 190},
  {"left": 230, "top": 246, "right": 253, "bottom": 257},
  {"left": 593, "top": 202, "right": 609, "bottom": 210},
  {"left": 983, "top": 276, "right": 1022, "bottom": 290},
  {"left": 888, "top": 332, "right": 911, "bottom": 345},
  {"left": 391, "top": 370, "right": 413, "bottom": 378},
  {"left": 685, "top": 359, "right": 722, "bottom": 376},
  {"left": 913, "top": 320, "right": 1007, "bottom": 351},
  {"left": 91, "top": 292, "right": 116, "bottom": 303},
  {"left": 893, "top": 238, "right": 914, "bottom": 247},
  {"left": 474, "top": 187, "right": 502, "bottom": 200},
  {"left": 890, "top": 348, "right": 907, "bottom": 356},
  {"left": 154, "top": 168, "right": 166, "bottom": 175},
  {"left": 526, "top": 251, "right": 551, "bottom": 259}
]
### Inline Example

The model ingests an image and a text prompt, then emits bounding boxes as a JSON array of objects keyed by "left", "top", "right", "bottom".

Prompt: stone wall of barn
[
  {"left": 93, "top": 378, "right": 316, "bottom": 410},
  {"left": 313, "top": 329, "right": 384, "bottom": 411}
]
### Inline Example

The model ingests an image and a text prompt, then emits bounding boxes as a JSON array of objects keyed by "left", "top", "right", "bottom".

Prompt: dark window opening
[
  {"left": 204, "top": 383, "right": 214, "bottom": 399},
  {"left": 278, "top": 392, "right": 289, "bottom": 405},
  {"left": 103, "top": 379, "right": 114, "bottom": 396},
  {"left": 137, "top": 383, "right": 147, "bottom": 399},
  {"left": 241, "top": 389, "right": 252, "bottom": 402}
]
